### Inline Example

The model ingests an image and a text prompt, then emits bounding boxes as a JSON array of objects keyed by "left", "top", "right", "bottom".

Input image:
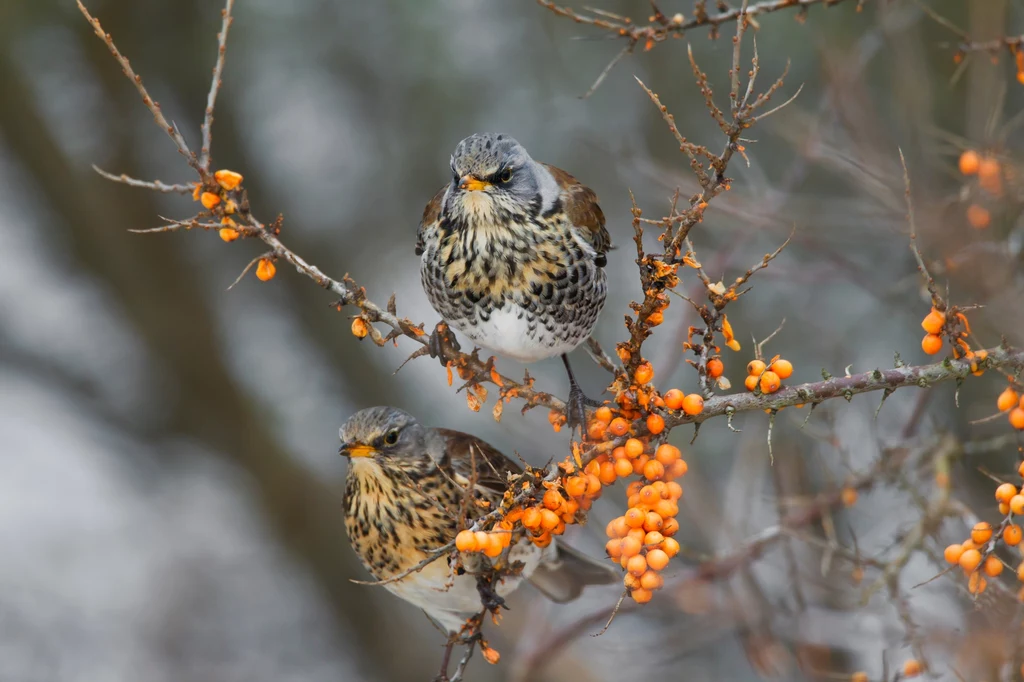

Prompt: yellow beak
[
  {"left": 342, "top": 443, "right": 376, "bottom": 458},
  {"left": 459, "top": 175, "right": 490, "bottom": 192}
]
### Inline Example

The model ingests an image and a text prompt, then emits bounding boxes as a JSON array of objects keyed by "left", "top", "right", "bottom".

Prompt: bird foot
[
  {"left": 427, "top": 321, "right": 461, "bottom": 366},
  {"left": 475, "top": 575, "right": 507, "bottom": 616},
  {"left": 566, "top": 383, "right": 602, "bottom": 437}
]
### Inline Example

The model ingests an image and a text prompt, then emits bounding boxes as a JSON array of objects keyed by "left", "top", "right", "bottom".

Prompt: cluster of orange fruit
[
  {"left": 920, "top": 308, "right": 946, "bottom": 355},
  {"left": 997, "top": 386, "right": 1024, "bottom": 430},
  {"left": 849, "top": 659, "right": 922, "bottom": 681},
  {"left": 958, "top": 150, "right": 1003, "bottom": 229},
  {"left": 194, "top": 168, "right": 278, "bottom": 282},
  {"left": 743, "top": 357, "right": 793, "bottom": 394},
  {"left": 943, "top": 463, "right": 1024, "bottom": 597}
]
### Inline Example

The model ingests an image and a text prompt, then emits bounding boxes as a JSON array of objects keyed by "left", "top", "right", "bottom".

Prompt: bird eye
[
  {"left": 499, "top": 167, "right": 513, "bottom": 183},
  {"left": 383, "top": 429, "right": 399, "bottom": 445}
]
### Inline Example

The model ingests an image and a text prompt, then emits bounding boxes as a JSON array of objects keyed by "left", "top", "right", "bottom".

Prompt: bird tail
[{"left": 528, "top": 541, "right": 619, "bottom": 603}]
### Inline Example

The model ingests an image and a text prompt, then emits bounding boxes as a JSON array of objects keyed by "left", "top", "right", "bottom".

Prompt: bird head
[{"left": 338, "top": 406, "right": 426, "bottom": 460}]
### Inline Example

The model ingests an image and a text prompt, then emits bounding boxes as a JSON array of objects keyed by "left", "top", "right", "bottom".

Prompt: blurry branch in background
[{"left": 916, "top": 0, "right": 1024, "bottom": 83}]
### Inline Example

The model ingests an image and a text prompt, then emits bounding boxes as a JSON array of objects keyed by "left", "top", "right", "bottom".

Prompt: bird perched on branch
[
  {"left": 339, "top": 406, "right": 616, "bottom": 633},
  {"left": 416, "top": 133, "right": 612, "bottom": 430}
]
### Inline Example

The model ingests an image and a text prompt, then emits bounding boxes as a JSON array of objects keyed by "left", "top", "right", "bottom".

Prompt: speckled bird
[
  {"left": 416, "top": 133, "right": 611, "bottom": 429},
  {"left": 339, "top": 406, "right": 616, "bottom": 633}
]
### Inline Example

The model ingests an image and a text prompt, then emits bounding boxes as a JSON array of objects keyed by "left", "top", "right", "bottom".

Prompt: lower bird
[
  {"left": 339, "top": 406, "right": 617, "bottom": 633},
  {"left": 416, "top": 132, "right": 611, "bottom": 430}
]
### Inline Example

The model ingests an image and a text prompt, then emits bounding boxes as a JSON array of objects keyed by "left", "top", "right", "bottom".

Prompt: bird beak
[
  {"left": 339, "top": 443, "right": 376, "bottom": 458},
  {"left": 458, "top": 175, "right": 490, "bottom": 192}
]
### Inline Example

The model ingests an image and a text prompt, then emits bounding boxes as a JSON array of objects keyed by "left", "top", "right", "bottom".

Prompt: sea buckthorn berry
[
  {"left": 482, "top": 534, "right": 504, "bottom": 557},
  {"left": 351, "top": 317, "right": 369, "bottom": 339},
  {"left": 455, "top": 530, "right": 478, "bottom": 552},
  {"left": 921, "top": 334, "right": 942, "bottom": 355},
  {"left": 1005, "top": 524, "right": 1023, "bottom": 546},
  {"left": 770, "top": 359, "right": 793, "bottom": 379},
  {"left": 1019, "top": 461, "right": 1024, "bottom": 478},
  {"left": 1011, "top": 495, "right": 1024, "bottom": 515},
  {"left": 639, "top": 486, "right": 659, "bottom": 506},
  {"left": 539, "top": 509, "right": 560, "bottom": 531},
  {"left": 998, "top": 388, "right": 1020, "bottom": 412},
  {"left": 967, "top": 571, "right": 987, "bottom": 595},
  {"left": 851, "top": 673, "right": 868, "bottom": 682},
  {"left": 614, "top": 458, "right": 633, "bottom": 477},
  {"left": 626, "top": 481, "right": 643, "bottom": 497},
  {"left": 1010, "top": 407, "right": 1024, "bottom": 430},
  {"left": 921, "top": 309, "right": 945, "bottom": 335},
  {"left": 667, "top": 459, "right": 688, "bottom": 479},
  {"left": 640, "top": 570, "right": 664, "bottom": 591},
  {"left": 624, "top": 438, "right": 645, "bottom": 459},
  {"left": 643, "top": 459, "right": 665, "bottom": 481},
  {"left": 961, "top": 539, "right": 978, "bottom": 551},
  {"left": 966, "top": 204, "right": 991, "bottom": 229},
  {"left": 841, "top": 487, "right": 858, "bottom": 507},
  {"left": 744, "top": 375, "right": 759, "bottom": 392},
  {"left": 219, "top": 227, "right": 239, "bottom": 242},
  {"left": 200, "top": 191, "right": 221, "bottom": 209},
  {"left": 662, "top": 517, "right": 680, "bottom": 536},
  {"left": 587, "top": 420, "right": 606, "bottom": 440},
  {"left": 631, "top": 455, "right": 650, "bottom": 476},
  {"left": 626, "top": 555, "right": 648, "bottom": 576},
  {"left": 565, "top": 475, "right": 587, "bottom": 499},
  {"left": 532, "top": 532, "right": 552, "bottom": 548},
  {"left": 630, "top": 587, "right": 653, "bottom": 603},
  {"left": 682, "top": 394, "right": 704, "bottom": 416},
  {"left": 626, "top": 527, "right": 645, "bottom": 543},
  {"left": 522, "top": 507, "right": 542, "bottom": 530},
  {"left": 585, "top": 474, "right": 602, "bottom": 497},
  {"left": 663, "top": 389, "right": 685, "bottom": 410},
  {"left": 999, "top": 502, "right": 1010, "bottom": 515},
  {"left": 746, "top": 359, "right": 766, "bottom": 376},
  {"left": 594, "top": 406, "right": 613, "bottom": 424},
  {"left": 647, "top": 413, "right": 665, "bottom": 435},
  {"left": 644, "top": 531, "right": 665, "bottom": 547},
  {"left": 623, "top": 573, "right": 640, "bottom": 590},
  {"left": 646, "top": 548, "right": 670, "bottom": 571},
  {"left": 598, "top": 461, "right": 618, "bottom": 486},
  {"left": 1018, "top": 562, "right": 1024, "bottom": 583},
  {"left": 655, "top": 499, "right": 678, "bottom": 519},
  {"left": 759, "top": 371, "right": 781, "bottom": 394},
  {"left": 984, "top": 555, "right": 1004, "bottom": 577},
  {"left": 543, "top": 490, "right": 564, "bottom": 511},
  {"left": 651, "top": 481, "right": 667, "bottom": 498},
  {"left": 902, "top": 659, "right": 922, "bottom": 678},
  {"left": 959, "top": 548, "right": 982, "bottom": 573},
  {"left": 635, "top": 362, "right": 654, "bottom": 384},
  {"left": 707, "top": 357, "right": 724, "bottom": 378},
  {"left": 584, "top": 460, "right": 601, "bottom": 477},
  {"left": 561, "top": 499, "right": 578, "bottom": 520},
  {"left": 943, "top": 544, "right": 963, "bottom": 565},
  {"left": 608, "top": 417, "right": 630, "bottom": 437},
  {"left": 612, "top": 446, "right": 628, "bottom": 461},
  {"left": 662, "top": 537, "right": 680, "bottom": 557},
  {"left": 655, "top": 444, "right": 681, "bottom": 466},
  {"left": 620, "top": 535, "right": 642, "bottom": 558},
  {"left": 971, "top": 522, "right": 993, "bottom": 544},
  {"left": 214, "top": 169, "right": 244, "bottom": 190},
  {"left": 473, "top": 530, "right": 490, "bottom": 549},
  {"left": 997, "top": 483, "right": 1018, "bottom": 503},
  {"left": 959, "top": 150, "right": 980, "bottom": 175},
  {"left": 643, "top": 512, "right": 664, "bottom": 533},
  {"left": 665, "top": 481, "right": 683, "bottom": 500},
  {"left": 625, "top": 508, "right": 646, "bottom": 529},
  {"left": 256, "top": 258, "right": 276, "bottom": 282},
  {"left": 606, "top": 517, "right": 629, "bottom": 539}
]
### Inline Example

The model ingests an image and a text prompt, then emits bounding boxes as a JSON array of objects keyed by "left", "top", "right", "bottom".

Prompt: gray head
[
  {"left": 338, "top": 406, "right": 426, "bottom": 460},
  {"left": 446, "top": 133, "right": 557, "bottom": 216}
]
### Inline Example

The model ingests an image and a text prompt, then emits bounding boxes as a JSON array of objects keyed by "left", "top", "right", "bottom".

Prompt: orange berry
[
  {"left": 584, "top": 460, "right": 601, "bottom": 477},
  {"left": 635, "top": 362, "right": 654, "bottom": 385},
  {"left": 647, "top": 311, "right": 664, "bottom": 326},
  {"left": 624, "top": 438, "right": 645, "bottom": 459},
  {"left": 630, "top": 587, "right": 653, "bottom": 603},
  {"left": 1019, "top": 461, "right": 1024, "bottom": 478},
  {"left": 256, "top": 258, "right": 276, "bottom": 282},
  {"left": 998, "top": 387, "right": 1020, "bottom": 412},
  {"left": 522, "top": 507, "right": 542, "bottom": 530},
  {"left": 543, "top": 489, "right": 563, "bottom": 512},
  {"left": 707, "top": 357, "right": 724, "bottom": 378},
  {"left": 643, "top": 512, "right": 664, "bottom": 533},
  {"left": 997, "top": 483, "right": 1018, "bottom": 503},
  {"left": 219, "top": 227, "right": 240, "bottom": 242},
  {"left": 902, "top": 659, "right": 922, "bottom": 678},
  {"left": 565, "top": 475, "right": 587, "bottom": 499},
  {"left": 626, "top": 527, "right": 645, "bottom": 544},
  {"left": 1005, "top": 524, "right": 1023, "bottom": 546},
  {"left": 214, "top": 169, "right": 244, "bottom": 190},
  {"left": 1010, "top": 407, "right": 1024, "bottom": 430},
  {"left": 480, "top": 644, "right": 500, "bottom": 665},
  {"left": 622, "top": 573, "right": 640, "bottom": 589},
  {"left": 961, "top": 538, "right": 978, "bottom": 551},
  {"left": 971, "top": 522, "right": 993, "bottom": 545},
  {"left": 643, "top": 459, "right": 665, "bottom": 481},
  {"left": 921, "top": 309, "right": 945, "bottom": 335},
  {"left": 650, "top": 481, "right": 667, "bottom": 498},
  {"left": 625, "top": 508, "right": 646, "bottom": 529},
  {"left": 841, "top": 487, "right": 858, "bottom": 507},
  {"left": 665, "top": 481, "right": 683, "bottom": 500},
  {"left": 746, "top": 359, "right": 766, "bottom": 376},
  {"left": 639, "top": 570, "right": 664, "bottom": 590},
  {"left": 663, "top": 389, "right": 685, "bottom": 410},
  {"left": 681, "top": 394, "right": 704, "bottom": 416},
  {"left": 943, "top": 544, "right": 963, "bottom": 565},
  {"left": 608, "top": 417, "right": 630, "bottom": 437},
  {"left": 606, "top": 517, "right": 629, "bottom": 539},
  {"left": 598, "top": 461, "right": 618, "bottom": 486},
  {"left": 647, "top": 413, "right": 665, "bottom": 435},
  {"left": 620, "top": 535, "right": 642, "bottom": 558},
  {"left": 661, "top": 517, "right": 680, "bottom": 536},
  {"left": 611, "top": 446, "right": 628, "bottom": 461},
  {"left": 639, "top": 485, "right": 659, "bottom": 506},
  {"left": 200, "top": 191, "right": 221, "bottom": 209},
  {"left": 959, "top": 548, "right": 982, "bottom": 573},
  {"left": 999, "top": 502, "right": 1010, "bottom": 515},
  {"left": 351, "top": 317, "right": 369, "bottom": 339},
  {"left": 585, "top": 473, "right": 602, "bottom": 497},
  {"left": 666, "top": 459, "right": 688, "bottom": 479},
  {"left": 743, "top": 375, "right": 759, "bottom": 392},
  {"left": 921, "top": 333, "right": 942, "bottom": 355},
  {"left": 661, "top": 537, "right": 680, "bottom": 557},
  {"left": 984, "top": 555, "right": 1004, "bottom": 577},
  {"left": 455, "top": 529, "right": 478, "bottom": 552},
  {"left": 605, "top": 539, "right": 622, "bottom": 560},
  {"left": 539, "top": 509, "right": 560, "bottom": 531},
  {"left": 482, "top": 533, "right": 504, "bottom": 557},
  {"left": 759, "top": 371, "right": 781, "bottom": 394},
  {"left": 655, "top": 444, "right": 681, "bottom": 466},
  {"left": 770, "top": 359, "right": 793, "bottom": 379},
  {"left": 1018, "top": 562, "right": 1024, "bottom": 582},
  {"left": 626, "top": 481, "right": 643, "bottom": 497},
  {"left": 644, "top": 531, "right": 665, "bottom": 547},
  {"left": 654, "top": 499, "right": 678, "bottom": 519},
  {"left": 587, "top": 420, "right": 607, "bottom": 440},
  {"left": 594, "top": 406, "right": 613, "bottom": 424},
  {"left": 966, "top": 203, "right": 991, "bottom": 229},
  {"left": 614, "top": 458, "right": 633, "bottom": 478},
  {"left": 967, "top": 571, "right": 987, "bottom": 595},
  {"left": 851, "top": 673, "right": 869, "bottom": 682},
  {"left": 646, "top": 548, "right": 670, "bottom": 571},
  {"left": 1011, "top": 495, "right": 1024, "bottom": 515},
  {"left": 626, "top": 554, "right": 648, "bottom": 576},
  {"left": 532, "top": 532, "right": 552, "bottom": 548},
  {"left": 959, "top": 149, "right": 980, "bottom": 175}
]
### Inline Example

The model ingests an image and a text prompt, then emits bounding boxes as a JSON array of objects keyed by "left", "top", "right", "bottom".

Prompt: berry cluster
[
  {"left": 743, "top": 357, "right": 793, "bottom": 394},
  {"left": 958, "top": 149, "right": 1003, "bottom": 230},
  {"left": 997, "top": 386, "right": 1024, "bottom": 430},
  {"left": 196, "top": 168, "right": 278, "bottom": 282}
]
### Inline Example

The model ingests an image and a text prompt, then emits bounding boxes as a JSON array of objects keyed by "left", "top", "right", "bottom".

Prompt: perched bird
[
  {"left": 416, "top": 133, "right": 611, "bottom": 429},
  {"left": 339, "top": 406, "right": 617, "bottom": 633}
]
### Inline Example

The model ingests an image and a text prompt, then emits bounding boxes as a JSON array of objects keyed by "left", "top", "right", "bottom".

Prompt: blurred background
[{"left": 2, "top": 1, "right": 1023, "bottom": 680}]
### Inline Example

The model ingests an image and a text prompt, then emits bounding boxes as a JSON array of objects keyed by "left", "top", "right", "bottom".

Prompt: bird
[
  {"left": 415, "top": 133, "right": 611, "bottom": 431},
  {"left": 339, "top": 406, "right": 617, "bottom": 634}
]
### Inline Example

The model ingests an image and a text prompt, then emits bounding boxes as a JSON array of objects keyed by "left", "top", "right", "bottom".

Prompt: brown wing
[
  {"left": 542, "top": 163, "right": 611, "bottom": 259},
  {"left": 435, "top": 428, "right": 521, "bottom": 499},
  {"left": 415, "top": 184, "right": 447, "bottom": 256}
]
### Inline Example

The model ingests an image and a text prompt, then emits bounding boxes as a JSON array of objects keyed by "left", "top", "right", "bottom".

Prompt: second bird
[{"left": 416, "top": 133, "right": 612, "bottom": 429}]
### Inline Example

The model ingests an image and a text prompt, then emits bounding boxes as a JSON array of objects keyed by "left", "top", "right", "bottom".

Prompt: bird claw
[
  {"left": 427, "top": 321, "right": 461, "bottom": 367},
  {"left": 475, "top": 575, "right": 507, "bottom": 616},
  {"left": 454, "top": 354, "right": 498, "bottom": 393},
  {"left": 566, "top": 383, "right": 602, "bottom": 436}
]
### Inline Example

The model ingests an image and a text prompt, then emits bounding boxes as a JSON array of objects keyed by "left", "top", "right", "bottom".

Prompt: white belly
[{"left": 461, "top": 305, "right": 579, "bottom": 363}]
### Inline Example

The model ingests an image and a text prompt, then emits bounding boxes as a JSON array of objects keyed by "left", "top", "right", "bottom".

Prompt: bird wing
[
  {"left": 434, "top": 428, "right": 522, "bottom": 501},
  {"left": 415, "top": 184, "right": 447, "bottom": 256},
  {"left": 542, "top": 163, "right": 611, "bottom": 259}
]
